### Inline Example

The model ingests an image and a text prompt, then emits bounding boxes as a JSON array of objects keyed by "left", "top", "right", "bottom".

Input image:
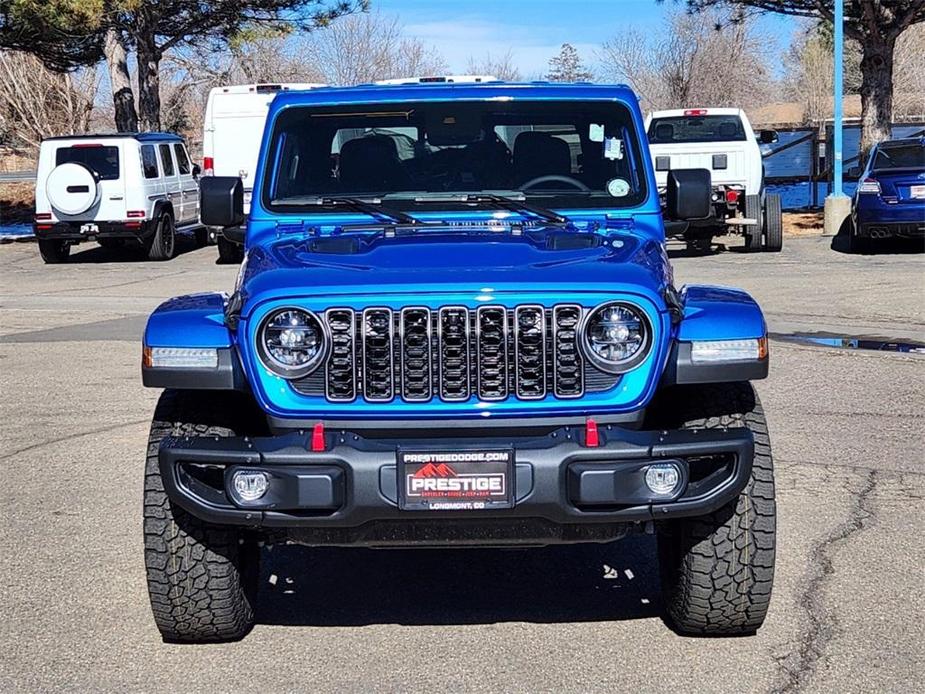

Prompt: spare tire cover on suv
[{"left": 46, "top": 162, "right": 100, "bottom": 216}]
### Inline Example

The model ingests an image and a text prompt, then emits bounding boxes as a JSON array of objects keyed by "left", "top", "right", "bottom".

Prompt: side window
[
  {"left": 173, "top": 143, "right": 191, "bottom": 175},
  {"left": 158, "top": 143, "right": 175, "bottom": 176},
  {"left": 141, "top": 145, "right": 159, "bottom": 179}
]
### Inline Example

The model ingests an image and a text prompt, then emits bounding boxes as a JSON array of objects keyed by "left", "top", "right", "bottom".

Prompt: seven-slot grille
[{"left": 293, "top": 304, "right": 617, "bottom": 402}]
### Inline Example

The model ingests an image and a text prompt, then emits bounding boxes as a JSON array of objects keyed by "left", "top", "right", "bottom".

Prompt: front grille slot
[
  {"left": 476, "top": 306, "right": 509, "bottom": 400},
  {"left": 400, "top": 307, "right": 432, "bottom": 401},
  {"left": 438, "top": 306, "right": 471, "bottom": 401},
  {"left": 293, "top": 303, "right": 615, "bottom": 402},
  {"left": 325, "top": 308, "right": 356, "bottom": 401},
  {"left": 361, "top": 308, "right": 394, "bottom": 401}
]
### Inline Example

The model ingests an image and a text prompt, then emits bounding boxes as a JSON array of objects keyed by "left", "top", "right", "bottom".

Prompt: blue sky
[{"left": 375, "top": 0, "right": 796, "bottom": 78}]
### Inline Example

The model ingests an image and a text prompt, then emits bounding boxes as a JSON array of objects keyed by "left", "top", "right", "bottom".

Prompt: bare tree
[
  {"left": 598, "top": 8, "right": 773, "bottom": 110},
  {"left": 546, "top": 43, "right": 592, "bottom": 82},
  {"left": 893, "top": 23, "right": 925, "bottom": 117},
  {"left": 298, "top": 11, "right": 447, "bottom": 85},
  {"left": 466, "top": 50, "right": 521, "bottom": 81},
  {"left": 0, "top": 50, "right": 97, "bottom": 149}
]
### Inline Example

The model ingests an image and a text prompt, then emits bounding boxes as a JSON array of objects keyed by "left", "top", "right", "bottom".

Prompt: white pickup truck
[{"left": 646, "top": 108, "right": 783, "bottom": 252}]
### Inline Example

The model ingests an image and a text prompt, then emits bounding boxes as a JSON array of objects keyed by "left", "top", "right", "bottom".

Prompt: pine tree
[{"left": 546, "top": 43, "right": 592, "bottom": 82}]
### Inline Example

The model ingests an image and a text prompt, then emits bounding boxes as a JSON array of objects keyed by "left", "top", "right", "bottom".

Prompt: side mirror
[
  {"left": 191, "top": 163, "right": 201, "bottom": 177},
  {"left": 846, "top": 165, "right": 863, "bottom": 179},
  {"left": 758, "top": 130, "right": 778, "bottom": 145},
  {"left": 666, "top": 169, "right": 712, "bottom": 221},
  {"left": 200, "top": 176, "right": 244, "bottom": 228}
]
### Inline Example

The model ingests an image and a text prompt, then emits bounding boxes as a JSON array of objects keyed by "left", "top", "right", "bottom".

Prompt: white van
[
  {"left": 34, "top": 133, "right": 205, "bottom": 263},
  {"left": 202, "top": 83, "right": 325, "bottom": 261}
]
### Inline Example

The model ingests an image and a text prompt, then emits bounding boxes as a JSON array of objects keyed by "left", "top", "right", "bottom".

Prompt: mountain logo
[{"left": 413, "top": 462, "right": 457, "bottom": 478}]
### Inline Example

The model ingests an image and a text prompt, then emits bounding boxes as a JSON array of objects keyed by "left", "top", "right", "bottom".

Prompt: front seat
[
  {"left": 512, "top": 132, "right": 572, "bottom": 185},
  {"left": 338, "top": 135, "right": 408, "bottom": 192},
  {"left": 718, "top": 121, "right": 739, "bottom": 140},
  {"left": 654, "top": 123, "right": 675, "bottom": 142}
]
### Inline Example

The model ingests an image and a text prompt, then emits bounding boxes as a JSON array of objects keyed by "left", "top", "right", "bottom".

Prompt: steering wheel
[{"left": 520, "top": 175, "right": 590, "bottom": 192}]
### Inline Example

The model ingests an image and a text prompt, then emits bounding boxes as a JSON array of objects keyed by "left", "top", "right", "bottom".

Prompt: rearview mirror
[
  {"left": 758, "top": 130, "right": 778, "bottom": 145},
  {"left": 666, "top": 169, "right": 712, "bottom": 221},
  {"left": 191, "top": 163, "right": 201, "bottom": 177},
  {"left": 200, "top": 176, "right": 244, "bottom": 228}
]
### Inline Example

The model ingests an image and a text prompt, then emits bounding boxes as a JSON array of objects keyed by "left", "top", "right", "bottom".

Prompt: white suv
[
  {"left": 646, "top": 108, "right": 783, "bottom": 252},
  {"left": 34, "top": 133, "right": 205, "bottom": 263}
]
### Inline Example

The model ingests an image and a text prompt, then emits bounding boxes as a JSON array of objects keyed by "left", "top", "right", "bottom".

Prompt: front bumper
[
  {"left": 159, "top": 423, "right": 753, "bottom": 547},
  {"left": 34, "top": 220, "right": 151, "bottom": 241}
]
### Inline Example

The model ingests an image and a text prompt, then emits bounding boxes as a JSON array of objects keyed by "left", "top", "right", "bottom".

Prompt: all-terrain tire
[
  {"left": 143, "top": 390, "right": 258, "bottom": 642},
  {"left": 650, "top": 382, "right": 776, "bottom": 636},
  {"left": 744, "top": 194, "right": 762, "bottom": 252},
  {"left": 762, "top": 193, "right": 783, "bottom": 252},
  {"left": 146, "top": 212, "right": 176, "bottom": 261},
  {"left": 37, "top": 239, "right": 70, "bottom": 263},
  {"left": 217, "top": 234, "right": 244, "bottom": 264}
]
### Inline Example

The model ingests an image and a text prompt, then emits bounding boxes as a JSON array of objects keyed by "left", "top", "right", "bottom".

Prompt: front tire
[
  {"left": 650, "top": 382, "right": 776, "bottom": 636},
  {"left": 143, "top": 390, "right": 258, "bottom": 642},
  {"left": 762, "top": 194, "right": 783, "bottom": 252},
  {"left": 38, "top": 239, "right": 70, "bottom": 263}
]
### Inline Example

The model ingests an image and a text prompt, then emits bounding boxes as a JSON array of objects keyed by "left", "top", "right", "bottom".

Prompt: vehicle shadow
[
  {"left": 256, "top": 535, "right": 663, "bottom": 627},
  {"left": 63, "top": 231, "right": 203, "bottom": 264}
]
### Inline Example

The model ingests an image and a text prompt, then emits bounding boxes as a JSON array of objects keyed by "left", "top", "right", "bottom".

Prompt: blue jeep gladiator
[{"left": 141, "top": 82, "right": 775, "bottom": 642}]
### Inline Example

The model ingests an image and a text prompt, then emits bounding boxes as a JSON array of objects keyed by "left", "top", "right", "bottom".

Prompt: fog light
[
  {"left": 645, "top": 463, "right": 681, "bottom": 496},
  {"left": 232, "top": 470, "right": 269, "bottom": 502}
]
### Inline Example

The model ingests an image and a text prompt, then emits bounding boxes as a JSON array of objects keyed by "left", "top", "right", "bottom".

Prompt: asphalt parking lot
[{"left": 1, "top": 234, "right": 923, "bottom": 693}]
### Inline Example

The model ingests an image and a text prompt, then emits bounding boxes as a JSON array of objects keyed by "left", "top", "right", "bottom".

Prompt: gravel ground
[{"left": 0, "top": 234, "right": 923, "bottom": 693}]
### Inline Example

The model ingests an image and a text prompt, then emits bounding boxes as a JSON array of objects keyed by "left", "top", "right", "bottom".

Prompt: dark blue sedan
[{"left": 850, "top": 137, "right": 925, "bottom": 252}]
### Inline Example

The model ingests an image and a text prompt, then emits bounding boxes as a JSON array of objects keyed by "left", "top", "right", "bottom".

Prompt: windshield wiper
[
  {"left": 275, "top": 195, "right": 422, "bottom": 226},
  {"left": 385, "top": 191, "right": 570, "bottom": 226}
]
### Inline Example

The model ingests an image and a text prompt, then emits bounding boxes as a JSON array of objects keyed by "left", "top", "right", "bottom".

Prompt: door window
[
  {"left": 173, "top": 143, "right": 191, "bottom": 174},
  {"left": 158, "top": 144, "right": 175, "bottom": 176},
  {"left": 141, "top": 145, "right": 159, "bottom": 178}
]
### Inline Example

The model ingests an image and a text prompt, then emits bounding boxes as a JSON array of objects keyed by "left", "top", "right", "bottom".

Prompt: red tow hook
[
  {"left": 310, "top": 422, "right": 326, "bottom": 452},
  {"left": 584, "top": 418, "right": 600, "bottom": 448}
]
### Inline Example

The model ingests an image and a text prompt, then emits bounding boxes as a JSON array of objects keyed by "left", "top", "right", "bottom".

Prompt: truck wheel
[
  {"left": 217, "top": 235, "right": 244, "bottom": 264},
  {"left": 143, "top": 390, "right": 259, "bottom": 642},
  {"left": 146, "top": 212, "right": 176, "bottom": 261},
  {"left": 762, "top": 194, "right": 783, "bottom": 252},
  {"left": 37, "top": 239, "right": 70, "bottom": 264},
  {"left": 650, "top": 382, "right": 776, "bottom": 636},
  {"left": 743, "top": 195, "right": 762, "bottom": 252}
]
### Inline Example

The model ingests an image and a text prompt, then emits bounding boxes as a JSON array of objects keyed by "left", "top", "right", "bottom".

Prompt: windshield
[
  {"left": 648, "top": 115, "right": 746, "bottom": 144},
  {"left": 872, "top": 143, "right": 925, "bottom": 170},
  {"left": 262, "top": 100, "right": 647, "bottom": 213}
]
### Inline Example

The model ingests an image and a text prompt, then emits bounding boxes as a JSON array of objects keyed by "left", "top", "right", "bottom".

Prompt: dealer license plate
[
  {"left": 910, "top": 185, "right": 925, "bottom": 199},
  {"left": 397, "top": 448, "right": 514, "bottom": 511}
]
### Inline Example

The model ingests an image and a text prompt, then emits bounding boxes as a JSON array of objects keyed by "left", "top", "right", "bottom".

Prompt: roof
[
  {"left": 267, "top": 81, "right": 638, "bottom": 111},
  {"left": 207, "top": 83, "right": 326, "bottom": 96},
  {"left": 42, "top": 132, "right": 184, "bottom": 143},
  {"left": 648, "top": 108, "right": 745, "bottom": 118},
  {"left": 876, "top": 136, "right": 925, "bottom": 148}
]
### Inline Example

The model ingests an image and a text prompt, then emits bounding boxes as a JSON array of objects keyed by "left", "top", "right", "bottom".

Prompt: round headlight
[
  {"left": 581, "top": 302, "right": 651, "bottom": 373},
  {"left": 257, "top": 308, "right": 327, "bottom": 378}
]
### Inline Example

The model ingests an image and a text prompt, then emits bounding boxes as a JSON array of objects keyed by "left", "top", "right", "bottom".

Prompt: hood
[{"left": 238, "top": 226, "right": 673, "bottom": 315}]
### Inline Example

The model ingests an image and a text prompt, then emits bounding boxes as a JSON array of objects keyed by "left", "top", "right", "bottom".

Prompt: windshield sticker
[
  {"left": 607, "top": 178, "right": 631, "bottom": 197},
  {"left": 589, "top": 123, "right": 605, "bottom": 142},
  {"left": 604, "top": 137, "right": 624, "bottom": 160}
]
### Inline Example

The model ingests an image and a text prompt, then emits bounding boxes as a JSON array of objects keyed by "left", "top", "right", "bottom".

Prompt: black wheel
[
  {"left": 37, "top": 239, "right": 70, "bottom": 263},
  {"left": 144, "top": 390, "right": 259, "bottom": 643},
  {"left": 848, "top": 221, "right": 872, "bottom": 254},
  {"left": 762, "top": 194, "right": 783, "bottom": 252},
  {"left": 97, "top": 238, "right": 125, "bottom": 250},
  {"left": 744, "top": 194, "right": 762, "bottom": 251},
  {"left": 649, "top": 382, "right": 776, "bottom": 636},
  {"left": 146, "top": 213, "right": 176, "bottom": 261},
  {"left": 194, "top": 226, "right": 210, "bottom": 247},
  {"left": 217, "top": 235, "right": 244, "bottom": 264}
]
